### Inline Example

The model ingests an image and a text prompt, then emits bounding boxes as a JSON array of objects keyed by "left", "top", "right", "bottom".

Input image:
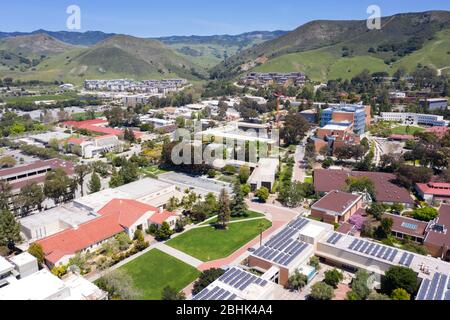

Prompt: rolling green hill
[
  {"left": 0, "top": 35, "right": 208, "bottom": 84},
  {"left": 212, "top": 10, "right": 450, "bottom": 81},
  {"left": 159, "top": 31, "right": 287, "bottom": 68}
]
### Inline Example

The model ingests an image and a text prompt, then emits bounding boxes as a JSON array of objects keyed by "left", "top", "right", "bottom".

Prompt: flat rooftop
[
  {"left": 0, "top": 256, "right": 14, "bottom": 274},
  {"left": 74, "top": 178, "right": 174, "bottom": 211},
  {"left": 193, "top": 267, "right": 273, "bottom": 301}
]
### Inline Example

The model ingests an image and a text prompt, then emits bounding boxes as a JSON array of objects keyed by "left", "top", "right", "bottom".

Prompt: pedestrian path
[{"left": 154, "top": 242, "right": 204, "bottom": 268}]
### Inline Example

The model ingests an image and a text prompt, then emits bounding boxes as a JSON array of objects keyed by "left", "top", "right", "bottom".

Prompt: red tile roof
[
  {"left": 67, "top": 137, "right": 87, "bottom": 145},
  {"left": 416, "top": 182, "right": 450, "bottom": 197},
  {"left": 149, "top": 211, "right": 178, "bottom": 225},
  {"left": 63, "top": 119, "right": 143, "bottom": 138},
  {"left": 314, "top": 169, "right": 414, "bottom": 205},
  {"left": 98, "top": 199, "right": 158, "bottom": 228},
  {"left": 37, "top": 199, "right": 159, "bottom": 265},
  {"left": 426, "top": 126, "right": 449, "bottom": 139}
]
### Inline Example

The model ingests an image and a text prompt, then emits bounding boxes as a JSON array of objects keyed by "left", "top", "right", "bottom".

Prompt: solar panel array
[
  {"left": 348, "top": 239, "right": 399, "bottom": 262},
  {"left": 416, "top": 272, "right": 450, "bottom": 300},
  {"left": 327, "top": 232, "right": 343, "bottom": 245},
  {"left": 216, "top": 267, "right": 268, "bottom": 291},
  {"left": 252, "top": 218, "right": 311, "bottom": 267},
  {"left": 193, "top": 286, "right": 236, "bottom": 300},
  {"left": 398, "top": 252, "right": 415, "bottom": 267}
]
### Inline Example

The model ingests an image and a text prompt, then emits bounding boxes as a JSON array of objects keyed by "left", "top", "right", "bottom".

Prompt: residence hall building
[
  {"left": 36, "top": 199, "right": 178, "bottom": 267},
  {"left": 313, "top": 169, "right": 415, "bottom": 207},
  {"left": 310, "top": 191, "right": 364, "bottom": 224}
]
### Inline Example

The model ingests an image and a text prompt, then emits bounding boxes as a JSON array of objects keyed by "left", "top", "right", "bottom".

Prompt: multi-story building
[
  {"left": 419, "top": 98, "right": 448, "bottom": 111},
  {"left": 240, "top": 72, "right": 306, "bottom": 87},
  {"left": 379, "top": 112, "right": 449, "bottom": 127},
  {"left": 320, "top": 103, "right": 371, "bottom": 135}
]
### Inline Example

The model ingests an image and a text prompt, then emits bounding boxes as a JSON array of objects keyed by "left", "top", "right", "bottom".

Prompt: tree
[
  {"left": 238, "top": 165, "right": 250, "bottom": 184},
  {"left": 96, "top": 270, "right": 141, "bottom": 300},
  {"left": 346, "top": 176, "right": 376, "bottom": 200},
  {"left": 0, "top": 180, "right": 12, "bottom": 211},
  {"left": 324, "top": 269, "right": 344, "bottom": 288},
  {"left": 18, "top": 182, "right": 44, "bottom": 214},
  {"left": 348, "top": 269, "right": 371, "bottom": 300},
  {"left": 309, "top": 256, "right": 321, "bottom": 270},
  {"left": 88, "top": 172, "right": 101, "bottom": 194},
  {"left": 155, "top": 222, "right": 174, "bottom": 241},
  {"left": 162, "top": 286, "right": 186, "bottom": 300},
  {"left": 255, "top": 187, "right": 270, "bottom": 203},
  {"left": 91, "top": 161, "right": 110, "bottom": 178},
  {"left": 367, "top": 203, "right": 388, "bottom": 221},
  {"left": 28, "top": 243, "right": 45, "bottom": 265},
  {"left": 217, "top": 189, "right": 231, "bottom": 229},
  {"left": 285, "top": 270, "right": 308, "bottom": 291},
  {"left": 230, "top": 191, "right": 248, "bottom": 217},
  {"left": 74, "top": 164, "right": 92, "bottom": 197},
  {"left": 382, "top": 266, "right": 418, "bottom": 296},
  {"left": 395, "top": 165, "right": 433, "bottom": 189},
  {"left": 44, "top": 168, "right": 76, "bottom": 204},
  {"left": 367, "top": 292, "right": 390, "bottom": 300},
  {"left": 278, "top": 182, "right": 305, "bottom": 208},
  {"left": 391, "top": 288, "right": 411, "bottom": 300},
  {"left": 0, "top": 210, "right": 21, "bottom": 247},
  {"left": 377, "top": 217, "right": 393, "bottom": 238},
  {"left": 282, "top": 111, "right": 310, "bottom": 145},
  {"left": 124, "top": 128, "right": 136, "bottom": 143},
  {"left": 192, "top": 268, "right": 226, "bottom": 295},
  {"left": 413, "top": 207, "right": 438, "bottom": 222},
  {"left": 0, "top": 156, "right": 16, "bottom": 168},
  {"left": 309, "top": 282, "right": 335, "bottom": 300}
]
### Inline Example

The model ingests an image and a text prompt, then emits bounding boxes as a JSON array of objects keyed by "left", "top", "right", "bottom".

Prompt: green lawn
[
  {"left": 71, "top": 111, "right": 104, "bottom": 121},
  {"left": 391, "top": 126, "right": 424, "bottom": 135},
  {"left": 139, "top": 165, "right": 170, "bottom": 177},
  {"left": 5, "top": 93, "right": 78, "bottom": 104},
  {"left": 167, "top": 219, "right": 272, "bottom": 261},
  {"left": 118, "top": 249, "right": 200, "bottom": 300},
  {"left": 200, "top": 210, "right": 265, "bottom": 225},
  {"left": 304, "top": 177, "right": 313, "bottom": 184}
]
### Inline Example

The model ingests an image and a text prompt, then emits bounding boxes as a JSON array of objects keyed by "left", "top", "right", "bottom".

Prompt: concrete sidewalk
[{"left": 154, "top": 242, "right": 204, "bottom": 268}]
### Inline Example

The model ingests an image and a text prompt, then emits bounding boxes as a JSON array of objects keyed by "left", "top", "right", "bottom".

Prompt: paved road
[{"left": 293, "top": 144, "right": 306, "bottom": 183}]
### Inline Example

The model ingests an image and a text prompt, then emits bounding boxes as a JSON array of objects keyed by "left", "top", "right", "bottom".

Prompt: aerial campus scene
[{"left": 0, "top": 0, "right": 449, "bottom": 311}]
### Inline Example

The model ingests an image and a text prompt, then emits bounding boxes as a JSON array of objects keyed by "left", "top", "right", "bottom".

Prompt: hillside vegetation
[{"left": 212, "top": 11, "right": 450, "bottom": 81}]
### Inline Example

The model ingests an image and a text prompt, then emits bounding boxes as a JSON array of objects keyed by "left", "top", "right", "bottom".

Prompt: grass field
[
  {"left": 4, "top": 93, "right": 78, "bottom": 104},
  {"left": 304, "top": 177, "right": 313, "bottom": 184},
  {"left": 167, "top": 219, "right": 272, "bottom": 261},
  {"left": 391, "top": 126, "right": 425, "bottom": 135},
  {"left": 139, "top": 165, "right": 170, "bottom": 177},
  {"left": 71, "top": 111, "right": 104, "bottom": 121},
  {"left": 118, "top": 249, "right": 200, "bottom": 300},
  {"left": 200, "top": 210, "right": 265, "bottom": 226}
]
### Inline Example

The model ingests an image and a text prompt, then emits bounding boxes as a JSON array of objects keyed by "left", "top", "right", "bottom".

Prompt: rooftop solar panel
[
  {"left": 193, "top": 288, "right": 209, "bottom": 300},
  {"left": 364, "top": 243, "right": 375, "bottom": 254},
  {"left": 405, "top": 254, "right": 414, "bottom": 267},
  {"left": 434, "top": 274, "right": 448, "bottom": 300},
  {"left": 354, "top": 240, "right": 365, "bottom": 251},
  {"left": 235, "top": 273, "right": 252, "bottom": 290},
  {"left": 445, "top": 291, "right": 450, "bottom": 301},
  {"left": 332, "top": 234, "right": 343, "bottom": 244},
  {"left": 359, "top": 241, "right": 370, "bottom": 253},
  {"left": 228, "top": 294, "right": 237, "bottom": 300},
  {"left": 210, "top": 288, "right": 225, "bottom": 300},
  {"left": 399, "top": 252, "right": 408, "bottom": 265},
  {"left": 416, "top": 279, "right": 430, "bottom": 300},
  {"left": 202, "top": 287, "right": 221, "bottom": 300},
  {"left": 376, "top": 246, "right": 387, "bottom": 258},
  {"left": 388, "top": 249, "right": 398, "bottom": 262},
  {"left": 327, "top": 233, "right": 338, "bottom": 243},
  {"left": 382, "top": 248, "right": 392, "bottom": 260},
  {"left": 425, "top": 273, "right": 441, "bottom": 300},
  {"left": 349, "top": 239, "right": 359, "bottom": 250},
  {"left": 371, "top": 245, "right": 381, "bottom": 256}
]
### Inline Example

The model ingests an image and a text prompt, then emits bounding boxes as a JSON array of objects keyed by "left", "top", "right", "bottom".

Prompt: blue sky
[{"left": 1, "top": 1, "right": 449, "bottom": 37}]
